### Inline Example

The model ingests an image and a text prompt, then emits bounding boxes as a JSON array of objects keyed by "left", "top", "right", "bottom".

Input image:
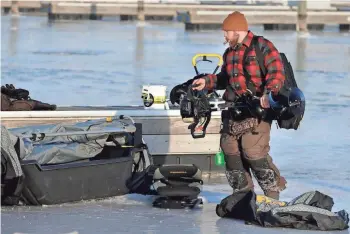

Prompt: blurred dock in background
[{"left": 1, "top": 0, "right": 350, "bottom": 31}]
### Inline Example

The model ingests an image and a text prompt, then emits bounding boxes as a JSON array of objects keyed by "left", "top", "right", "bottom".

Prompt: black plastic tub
[
  {"left": 20, "top": 153, "right": 133, "bottom": 205},
  {"left": 16, "top": 123, "right": 144, "bottom": 206}
]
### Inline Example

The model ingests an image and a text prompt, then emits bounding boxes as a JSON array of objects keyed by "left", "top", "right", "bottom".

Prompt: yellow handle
[{"left": 192, "top": 53, "right": 223, "bottom": 67}]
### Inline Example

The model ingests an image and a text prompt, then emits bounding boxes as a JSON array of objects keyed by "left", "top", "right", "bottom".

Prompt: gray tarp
[
  {"left": 1, "top": 125, "right": 23, "bottom": 177},
  {"left": 6, "top": 117, "right": 136, "bottom": 164}
]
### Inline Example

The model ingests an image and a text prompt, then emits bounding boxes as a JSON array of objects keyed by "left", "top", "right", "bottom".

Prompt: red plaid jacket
[{"left": 204, "top": 31, "right": 285, "bottom": 98}]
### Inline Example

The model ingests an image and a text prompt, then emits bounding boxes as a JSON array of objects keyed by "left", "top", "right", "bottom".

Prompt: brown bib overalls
[{"left": 220, "top": 110, "right": 287, "bottom": 200}]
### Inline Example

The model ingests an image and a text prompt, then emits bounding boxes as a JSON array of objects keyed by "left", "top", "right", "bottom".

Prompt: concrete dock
[
  {"left": 182, "top": 9, "right": 350, "bottom": 31},
  {"left": 1, "top": 0, "right": 350, "bottom": 31}
]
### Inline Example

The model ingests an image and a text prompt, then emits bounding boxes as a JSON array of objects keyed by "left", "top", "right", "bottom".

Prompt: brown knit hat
[{"left": 222, "top": 11, "right": 248, "bottom": 31}]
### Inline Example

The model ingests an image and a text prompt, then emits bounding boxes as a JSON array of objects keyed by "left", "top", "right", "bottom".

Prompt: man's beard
[{"left": 223, "top": 37, "right": 239, "bottom": 47}]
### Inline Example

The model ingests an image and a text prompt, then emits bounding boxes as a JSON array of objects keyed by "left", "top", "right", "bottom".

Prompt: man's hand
[
  {"left": 260, "top": 94, "right": 270, "bottom": 108},
  {"left": 192, "top": 78, "right": 206, "bottom": 91}
]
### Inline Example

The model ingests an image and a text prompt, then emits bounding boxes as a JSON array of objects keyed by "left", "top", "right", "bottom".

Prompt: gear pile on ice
[
  {"left": 1, "top": 84, "right": 56, "bottom": 111},
  {"left": 126, "top": 164, "right": 203, "bottom": 209},
  {"left": 216, "top": 190, "right": 349, "bottom": 231}
]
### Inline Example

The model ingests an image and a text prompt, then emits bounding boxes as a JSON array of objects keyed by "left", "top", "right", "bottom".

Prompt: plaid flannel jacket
[{"left": 204, "top": 31, "right": 285, "bottom": 97}]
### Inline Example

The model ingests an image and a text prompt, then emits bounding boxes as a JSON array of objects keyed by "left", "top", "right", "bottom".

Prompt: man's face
[{"left": 224, "top": 30, "right": 239, "bottom": 47}]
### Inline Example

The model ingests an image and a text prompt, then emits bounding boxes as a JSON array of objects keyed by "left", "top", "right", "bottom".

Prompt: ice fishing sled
[{"left": 1, "top": 115, "right": 150, "bottom": 206}]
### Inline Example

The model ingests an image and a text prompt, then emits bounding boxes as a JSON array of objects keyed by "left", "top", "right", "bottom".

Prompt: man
[{"left": 192, "top": 11, "right": 287, "bottom": 199}]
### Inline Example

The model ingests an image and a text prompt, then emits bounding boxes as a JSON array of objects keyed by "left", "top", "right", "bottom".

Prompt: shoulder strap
[
  {"left": 242, "top": 35, "right": 267, "bottom": 95},
  {"left": 252, "top": 36, "right": 267, "bottom": 78}
]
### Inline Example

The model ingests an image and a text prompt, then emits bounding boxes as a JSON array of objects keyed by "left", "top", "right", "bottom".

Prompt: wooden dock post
[
  {"left": 89, "top": 3, "right": 100, "bottom": 20},
  {"left": 339, "top": 24, "right": 350, "bottom": 31},
  {"left": 297, "top": 0, "right": 308, "bottom": 32},
  {"left": 10, "top": 1, "right": 19, "bottom": 15},
  {"left": 137, "top": 0, "right": 145, "bottom": 21}
]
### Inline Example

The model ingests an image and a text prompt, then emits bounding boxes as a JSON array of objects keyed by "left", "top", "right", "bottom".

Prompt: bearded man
[{"left": 192, "top": 11, "right": 287, "bottom": 199}]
